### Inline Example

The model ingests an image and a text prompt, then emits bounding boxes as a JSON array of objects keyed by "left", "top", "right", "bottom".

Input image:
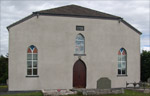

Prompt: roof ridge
[
  {"left": 70, "top": 5, "right": 121, "bottom": 18},
  {"left": 35, "top": 4, "right": 76, "bottom": 13}
]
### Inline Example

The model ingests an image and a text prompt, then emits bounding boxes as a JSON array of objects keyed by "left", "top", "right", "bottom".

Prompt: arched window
[
  {"left": 118, "top": 48, "right": 127, "bottom": 75},
  {"left": 27, "top": 45, "right": 38, "bottom": 76},
  {"left": 75, "top": 34, "right": 85, "bottom": 54}
]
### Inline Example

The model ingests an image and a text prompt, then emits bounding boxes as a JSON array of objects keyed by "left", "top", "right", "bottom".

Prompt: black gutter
[
  {"left": 33, "top": 12, "right": 122, "bottom": 20},
  {"left": 7, "top": 12, "right": 122, "bottom": 30}
]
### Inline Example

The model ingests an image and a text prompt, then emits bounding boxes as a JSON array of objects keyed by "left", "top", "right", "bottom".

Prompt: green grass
[
  {"left": 0, "top": 92, "right": 43, "bottom": 96},
  {"left": 122, "top": 89, "right": 150, "bottom": 96},
  {"left": 0, "top": 89, "right": 150, "bottom": 96},
  {"left": 0, "top": 85, "right": 8, "bottom": 89},
  {"left": 68, "top": 89, "right": 150, "bottom": 96},
  {"left": 100, "top": 89, "right": 150, "bottom": 96}
]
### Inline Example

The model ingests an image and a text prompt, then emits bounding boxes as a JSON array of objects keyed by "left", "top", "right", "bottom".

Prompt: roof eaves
[
  {"left": 7, "top": 12, "right": 122, "bottom": 31},
  {"left": 35, "top": 12, "right": 122, "bottom": 20},
  {"left": 121, "top": 19, "right": 142, "bottom": 35},
  {"left": 7, "top": 14, "right": 35, "bottom": 31}
]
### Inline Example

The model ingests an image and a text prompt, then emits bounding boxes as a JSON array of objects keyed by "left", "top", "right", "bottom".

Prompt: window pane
[
  {"left": 118, "top": 69, "right": 121, "bottom": 74},
  {"left": 118, "top": 55, "right": 121, "bottom": 61},
  {"left": 76, "top": 42, "right": 84, "bottom": 54},
  {"left": 80, "top": 41, "right": 84, "bottom": 46},
  {"left": 122, "top": 69, "right": 126, "bottom": 74},
  {"left": 27, "top": 69, "right": 32, "bottom": 75},
  {"left": 76, "top": 34, "right": 84, "bottom": 41},
  {"left": 27, "top": 54, "right": 32, "bottom": 60},
  {"left": 122, "top": 62, "right": 126, "bottom": 69},
  {"left": 76, "top": 26, "right": 84, "bottom": 31},
  {"left": 33, "top": 69, "right": 37, "bottom": 75},
  {"left": 76, "top": 41, "right": 81, "bottom": 46},
  {"left": 80, "top": 46, "right": 84, "bottom": 52},
  {"left": 118, "top": 62, "right": 121, "bottom": 68},
  {"left": 122, "top": 55, "right": 126, "bottom": 61},
  {"left": 33, "top": 54, "right": 37, "bottom": 60},
  {"left": 75, "top": 34, "right": 85, "bottom": 54},
  {"left": 27, "top": 61, "right": 32, "bottom": 68},
  {"left": 30, "top": 45, "right": 35, "bottom": 50},
  {"left": 33, "top": 61, "right": 37, "bottom": 67}
]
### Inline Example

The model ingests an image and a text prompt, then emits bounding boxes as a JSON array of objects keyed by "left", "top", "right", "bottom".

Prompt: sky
[{"left": 0, "top": 0, "right": 150, "bottom": 55}]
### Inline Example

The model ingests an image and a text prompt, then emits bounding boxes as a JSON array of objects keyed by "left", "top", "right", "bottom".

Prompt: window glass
[
  {"left": 122, "top": 62, "right": 126, "bottom": 69},
  {"left": 118, "top": 48, "right": 127, "bottom": 75},
  {"left": 27, "top": 45, "right": 38, "bottom": 76},
  {"left": 122, "top": 69, "right": 126, "bottom": 74},
  {"left": 122, "top": 55, "right": 126, "bottom": 61},
  {"left": 118, "top": 69, "right": 121, "bottom": 74},
  {"left": 75, "top": 34, "right": 85, "bottom": 54},
  {"left": 27, "top": 61, "right": 32, "bottom": 68},
  {"left": 27, "top": 54, "right": 32, "bottom": 60},
  {"left": 33, "top": 61, "right": 37, "bottom": 67},
  {"left": 118, "top": 55, "right": 121, "bottom": 61},
  {"left": 33, "top": 54, "right": 37, "bottom": 60},
  {"left": 76, "top": 26, "right": 84, "bottom": 31},
  {"left": 33, "top": 69, "right": 37, "bottom": 75},
  {"left": 118, "top": 62, "right": 121, "bottom": 68},
  {"left": 27, "top": 69, "right": 32, "bottom": 75}
]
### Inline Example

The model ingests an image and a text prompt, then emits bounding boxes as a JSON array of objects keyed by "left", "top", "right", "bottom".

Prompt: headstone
[
  {"left": 97, "top": 77, "right": 111, "bottom": 89},
  {"left": 147, "top": 78, "right": 150, "bottom": 83}
]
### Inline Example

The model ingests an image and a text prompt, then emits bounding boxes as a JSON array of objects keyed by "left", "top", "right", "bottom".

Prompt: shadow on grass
[{"left": 0, "top": 85, "right": 8, "bottom": 92}]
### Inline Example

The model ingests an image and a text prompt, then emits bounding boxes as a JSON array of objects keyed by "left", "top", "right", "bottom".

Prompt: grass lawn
[
  {"left": 0, "top": 85, "right": 8, "bottom": 89},
  {"left": 103, "top": 89, "right": 150, "bottom": 96},
  {"left": 0, "top": 85, "right": 8, "bottom": 92},
  {"left": 0, "top": 92, "right": 43, "bottom": 96},
  {"left": 68, "top": 89, "right": 150, "bottom": 96},
  {"left": 0, "top": 89, "right": 150, "bottom": 96}
]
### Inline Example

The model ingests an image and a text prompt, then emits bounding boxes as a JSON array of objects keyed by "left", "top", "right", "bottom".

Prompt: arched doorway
[{"left": 73, "top": 59, "right": 86, "bottom": 88}]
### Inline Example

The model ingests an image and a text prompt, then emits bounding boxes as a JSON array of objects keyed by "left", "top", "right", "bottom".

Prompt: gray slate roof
[{"left": 35, "top": 5, "right": 121, "bottom": 19}]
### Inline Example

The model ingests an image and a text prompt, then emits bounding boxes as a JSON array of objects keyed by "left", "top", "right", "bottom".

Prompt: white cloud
[{"left": 142, "top": 47, "right": 150, "bottom": 51}]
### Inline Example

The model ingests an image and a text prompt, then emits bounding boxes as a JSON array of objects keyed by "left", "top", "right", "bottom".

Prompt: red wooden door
[{"left": 73, "top": 59, "right": 86, "bottom": 88}]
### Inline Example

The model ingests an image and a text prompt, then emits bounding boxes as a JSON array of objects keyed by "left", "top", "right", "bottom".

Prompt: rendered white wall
[{"left": 8, "top": 15, "right": 140, "bottom": 91}]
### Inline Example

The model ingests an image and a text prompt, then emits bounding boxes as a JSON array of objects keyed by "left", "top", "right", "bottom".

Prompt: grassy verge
[
  {"left": 0, "top": 85, "right": 8, "bottom": 89},
  {"left": 68, "top": 89, "right": 150, "bottom": 96},
  {"left": 0, "top": 88, "right": 150, "bottom": 96},
  {"left": 0, "top": 85, "right": 8, "bottom": 92},
  {"left": 0, "top": 92, "right": 43, "bottom": 96},
  {"left": 102, "top": 89, "right": 150, "bottom": 96}
]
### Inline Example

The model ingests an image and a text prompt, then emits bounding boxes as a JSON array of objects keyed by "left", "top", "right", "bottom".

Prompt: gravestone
[
  {"left": 97, "top": 77, "right": 111, "bottom": 89},
  {"left": 147, "top": 78, "right": 150, "bottom": 83}
]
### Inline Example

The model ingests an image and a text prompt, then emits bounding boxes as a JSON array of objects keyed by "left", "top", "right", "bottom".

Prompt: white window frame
[
  {"left": 118, "top": 49, "right": 127, "bottom": 75},
  {"left": 27, "top": 46, "right": 38, "bottom": 76}
]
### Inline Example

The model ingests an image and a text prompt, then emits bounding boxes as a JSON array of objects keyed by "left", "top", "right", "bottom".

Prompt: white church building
[{"left": 7, "top": 5, "right": 141, "bottom": 91}]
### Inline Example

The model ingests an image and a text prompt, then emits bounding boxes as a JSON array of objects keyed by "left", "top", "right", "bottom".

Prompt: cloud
[
  {"left": 0, "top": 0, "right": 149, "bottom": 55},
  {"left": 142, "top": 46, "right": 150, "bottom": 51}
]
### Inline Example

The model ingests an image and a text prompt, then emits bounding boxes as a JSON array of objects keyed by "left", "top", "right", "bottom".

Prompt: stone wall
[{"left": 72, "top": 88, "right": 124, "bottom": 95}]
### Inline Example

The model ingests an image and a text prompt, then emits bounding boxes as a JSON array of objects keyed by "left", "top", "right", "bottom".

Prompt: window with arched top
[
  {"left": 118, "top": 48, "right": 127, "bottom": 75},
  {"left": 75, "top": 34, "right": 85, "bottom": 54},
  {"left": 27, "top": 45, "right": 38, "bottom": 76}
]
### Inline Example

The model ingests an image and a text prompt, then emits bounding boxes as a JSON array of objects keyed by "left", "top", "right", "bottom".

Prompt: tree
[
  {"left": 0, "top": 55, "right": 8, "bottom": 84},
  {"left": 141, "top": 50, "right": 150, "bottom": 82}
]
